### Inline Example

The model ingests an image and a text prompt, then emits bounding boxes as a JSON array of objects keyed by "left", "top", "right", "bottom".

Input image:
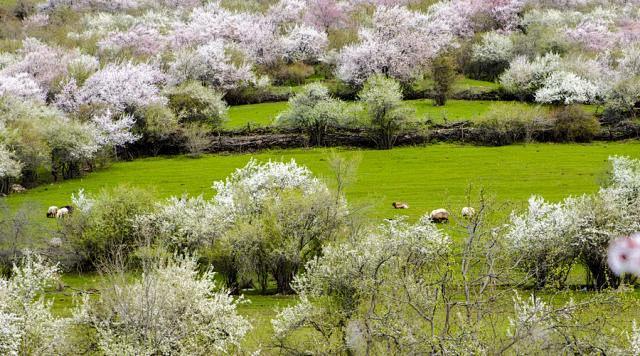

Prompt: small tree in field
[
  {"left": 359, "top": 75, "right": 410, "bottom": 149},
  {"left": 275, "top": 83, "right": 346, "bottom": 146},
  {"left": 431, "top": 53, "right": 457, "bottom": 106},
  {"left": 166, "top": 81, "right": 228, "bottom": 128}
]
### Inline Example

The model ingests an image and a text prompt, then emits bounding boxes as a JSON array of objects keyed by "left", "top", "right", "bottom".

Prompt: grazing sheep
[
  {"left": 461, "top": 207, "right": 476, "bottom": 218},
  {"left": 10, "top": 184, "right": 26, "bottom": 193},
  {"left": 47, "top": 206, "right": 58, "bottom": 218},
  {"left": 55, "top": 207, "right": 70, "bottom": 219},
  {"left": 392, "top": 201, "right": 409, "bottom": 209},
  {"left": 61, "top": 205, "right": 74, "bottom": 213},
  {"left": 430, "top": 208, "right": 450, "bottom": 223}
]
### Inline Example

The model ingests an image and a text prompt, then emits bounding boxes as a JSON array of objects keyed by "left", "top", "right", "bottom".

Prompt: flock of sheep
[
  {"left": 392, "top": 202, "right": 476, "bottom": 223},
  {"left": 47, "top": 201, "right": 474, "bottom": 222},
  {"left": 47, "top": 205, "right": 73, "bottom": 219}
]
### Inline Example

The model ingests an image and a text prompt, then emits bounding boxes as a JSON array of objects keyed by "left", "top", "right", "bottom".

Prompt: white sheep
[
  {"left": 47, "top": 206, "right": 58, "bottom": 218},
  {"left": 430, "top": 208, "right": 450, "bottom": 223},
  {"left": 55, "top": 207, "right": 70, "bottom": 219},
  {"left": 461, "top": 206, "right": 476, "bottom": 218}
]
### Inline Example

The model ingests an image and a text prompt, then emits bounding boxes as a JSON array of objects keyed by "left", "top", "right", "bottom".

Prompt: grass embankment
[{"left": 226, "top": 98, "right": 598, "bottom": 129}]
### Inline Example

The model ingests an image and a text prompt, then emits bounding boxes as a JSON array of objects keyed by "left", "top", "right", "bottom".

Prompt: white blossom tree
[
  {"left": 91, "top": 110, "right": 141, "bottom": 150},
  {"left": 0, "top": 144, "right": 23, "bottom": 195},
  {"left": 74, "top": 255, "right": 251, "bottom": 355},
  {"left": 281, "top": 24, "right": 328, "bottom": 63},
  {"left": 272, "top": 215, "right": 451, "bottom": 354},
  {"left": 535, "top": 71, "right": 600, "bottom": 104},
  {"left": 168, "top": 41, "right": 255, "bottom": 91},
  {"left": 0, "top": 253, "right": 69, "bottom": 355}
]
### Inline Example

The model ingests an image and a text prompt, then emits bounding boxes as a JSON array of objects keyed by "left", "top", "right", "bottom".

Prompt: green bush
[
  {"left": 431, "top": 53, "right": 457, "bottom": 106},
  {"left": 551, "top": 105, "right": 600, "bottom": 142},
  {"left": 62, "top": 186, "right": 155, "bottom": 270},
  {"left": 271, "top": 62, "right": 315, "bottom": 86},
  {"left": 166, "top": 81, "right": 228, "bottom": 128},
  {"left": 475, "top": 104, "right": 549, "bottom": 145}
]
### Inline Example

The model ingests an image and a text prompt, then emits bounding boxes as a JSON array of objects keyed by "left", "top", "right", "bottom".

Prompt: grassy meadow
[{"left": 7, "top": 142, "right": 640, "bottom": 223}]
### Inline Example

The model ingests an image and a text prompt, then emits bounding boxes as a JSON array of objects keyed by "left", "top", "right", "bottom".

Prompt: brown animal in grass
[
  {"left": 430, "top": 208, "right": 449, "bottom": 223},
  {"left": 392, "top": 202, "right": 409, "bottom": 209}
]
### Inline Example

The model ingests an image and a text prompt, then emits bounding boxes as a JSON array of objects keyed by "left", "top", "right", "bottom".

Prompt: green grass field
[{"left": 7, "top": 142, "right": 640, "bottom": 222}]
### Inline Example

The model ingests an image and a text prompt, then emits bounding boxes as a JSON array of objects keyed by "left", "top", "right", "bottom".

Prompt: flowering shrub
[
  {"left": 275, "top": 83, "right": 346, "bottom": 145},
  {"left": 212, "top": 158, "right": 327, "bottom": 219},
  {"left": 535, "top": 71, "right": 600, "bottom": 104},
  {"left": 0, "top": 253, "right": 68, "bottom": 355},
  {"left": 471, "top": 31, "right": 514, "bottom": 80},
  {"left": 472, "top": 31, "right": 514, "bottom": 65},
  {"left": 74, "top": 255, "right": 251, "bottom": 354},
  {"left": 0, "top": 73, "right": 45, "bottom": 102},
  {"left": 500, "top": 53, "right": 562, "bottom": 100},
  {"left": 359, "top": 75, "right": 410, "bottom": 149},
  {"left": 91, "top": 110, "right": 140, "bottom": 148},
  {"left": 77, "top": 62, "right": 166, "bottom": 113},
  {"left": 134, "top": 195, "right": 226, "bottom": 250},
  {"left": 281, "top": 24, "right": 328, "bottom": 63},
  {"left": 507, "top": 156, "right": 640, "bottom": 289},
  {"left": 165, "top": 81, "right": 228, "bottom": 127},
  {"left": 272, "top": 215, "right": 451, "bottom": 353}
]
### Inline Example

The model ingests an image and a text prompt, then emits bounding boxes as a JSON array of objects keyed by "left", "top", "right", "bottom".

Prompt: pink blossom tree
[
  {"left": 77, "top": 62, "right": 167, "bottom": 113},
  {"left": 337, "top": 6, "right": 451, "bottom": 85},
  {"left": 168, "top": 40, "right": 255, "bottom": 91},
  {"left": 304, "top": 0, "right": 346, "bottom": 31}
]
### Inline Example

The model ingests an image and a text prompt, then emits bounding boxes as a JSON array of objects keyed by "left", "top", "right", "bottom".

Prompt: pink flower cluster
[{"left": 608, "top": 233, "right": 640, "bottom": 276}]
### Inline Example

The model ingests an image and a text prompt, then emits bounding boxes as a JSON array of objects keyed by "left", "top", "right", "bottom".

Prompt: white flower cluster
[
  {"left": 507, "top": 292, "right": 573, "bottom": 350},
  {"left": 76, "top": 62, "right": 167, "bottom": 113},
  {"left": 213, "top": 158, "right": 327, "bottom": 219},
  {"left": 534, "top": 70, "right": 600, "bottom": 104},
  {"left": 272, "top": 215, "right": 451, "bottom": 352},
  {"left": 282, "top": 24, "right": 329, "bottom": 63},
  {"left": 0, "top": 145, "right": 23, "bottom": 180},
  {"left": 134, "top": 195, "right": 227, "bottom": 249},
  {"left": 500, "top": 53, "right": 562, "bottom": 98},
  {"left": 472, "top": 31, "right": 515, "bottom": 64},
  {"left": 75, "top": 255, "right": 251, "bottom": 354},
  {"left": 91, "top": 109, "right": 140, "bottom": 148},
  {"left": 0, "top": 73, "right": 45, "bottom": 102},
  {"left": 0, "top": 253, "right": 68, "bottom": 355}
]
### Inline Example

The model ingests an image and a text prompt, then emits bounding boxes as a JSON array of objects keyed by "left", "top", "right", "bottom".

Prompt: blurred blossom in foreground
[{"left": 608, "top": 233, "right": 640, "bottom": 276}]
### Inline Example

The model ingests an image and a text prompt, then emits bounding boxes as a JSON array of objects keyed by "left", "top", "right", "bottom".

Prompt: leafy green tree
[
  {"left": 431, "top": 53, "right": 457, "bottom": 106},
  {"left": 166, "top": 81, "right": 228, "bottom": 128},
  {"left": 359, "top": 75, "right": 410, "bottom": 149},
  {"left": 276, "top": 83, "right": 346, "bottom": 146}
]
